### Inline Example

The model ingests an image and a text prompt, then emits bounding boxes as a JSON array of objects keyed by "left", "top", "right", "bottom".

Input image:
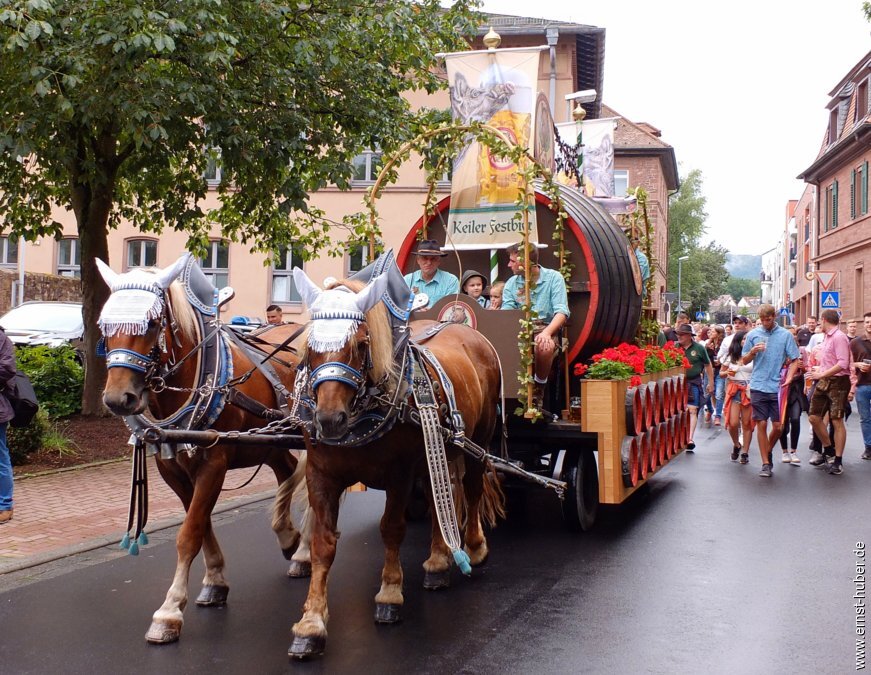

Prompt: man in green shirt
[{"left": 677, "top": 323, "right": 713, "bottom": 451}]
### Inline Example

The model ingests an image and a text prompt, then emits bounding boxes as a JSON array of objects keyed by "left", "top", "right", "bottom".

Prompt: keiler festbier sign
[{"left": 444, "top": 46, "right": 552, "bottom": 250}]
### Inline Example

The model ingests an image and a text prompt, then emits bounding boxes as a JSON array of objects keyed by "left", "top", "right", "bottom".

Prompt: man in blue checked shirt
[
  {"left": 501, "top": 242, "right": 570, "bottom": 408},
  {"left": 741, "top": 303, "right": 801, "bottom": 478},
  {"left": 403, "top": 239, "right": 459, "bottom": 308}
]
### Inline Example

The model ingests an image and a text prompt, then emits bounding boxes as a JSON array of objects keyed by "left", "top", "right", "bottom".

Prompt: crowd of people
[{"left": 661, "top": 306, "right": 871, "bottom": 478}]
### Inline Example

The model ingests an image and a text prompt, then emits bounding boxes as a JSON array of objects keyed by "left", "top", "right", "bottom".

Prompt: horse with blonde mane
[
  {"left": 96, "top": 253, "right": 311, "bottom": 645},
  {"left": 287, "top": 264, "right": 504, "bottom": 659}
]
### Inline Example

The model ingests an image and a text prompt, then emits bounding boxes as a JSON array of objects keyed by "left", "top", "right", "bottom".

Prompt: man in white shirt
[{"left": 717, "top": 316, "right": 751, "bottom": 364}]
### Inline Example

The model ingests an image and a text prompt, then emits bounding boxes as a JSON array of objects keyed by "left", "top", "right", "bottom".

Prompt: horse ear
[
  {"left": 154, "top": 252, "right": 191, "bottom": 289},
  {"left": 292, "top": 268, "right": 322, "bottom": 309},
  {"left": 354, "top": 272, "right": 390, "bottom": 314},
  {"left": 95, "top": 258, "right": 119, "bottom": 290}
]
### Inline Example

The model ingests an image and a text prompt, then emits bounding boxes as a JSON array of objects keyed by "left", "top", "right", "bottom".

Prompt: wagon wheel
[{"left": 560, "top": 448, "right": 599, "bottom": 531}]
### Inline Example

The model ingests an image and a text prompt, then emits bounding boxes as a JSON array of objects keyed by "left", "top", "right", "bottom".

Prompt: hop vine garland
[{"left": 360, "top": 121, "right": 571, "bottom": 419}]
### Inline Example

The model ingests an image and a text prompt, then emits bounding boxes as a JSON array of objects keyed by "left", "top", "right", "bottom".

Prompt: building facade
[{"left": 798, "top": 50, "right": 871, "bottom": 325}]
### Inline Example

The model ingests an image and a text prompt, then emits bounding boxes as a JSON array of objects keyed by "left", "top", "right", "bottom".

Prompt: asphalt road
[{"left": 1, "top": 421, "right": 868, "bottom": 674}]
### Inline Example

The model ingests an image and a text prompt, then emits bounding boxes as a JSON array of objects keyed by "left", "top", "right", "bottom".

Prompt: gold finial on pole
[
  {"left": 483, "top": 27, "right": 501, "bottom": 50},
  {"left": 572, "top": 103, "right": 587, "bottom": 122}
]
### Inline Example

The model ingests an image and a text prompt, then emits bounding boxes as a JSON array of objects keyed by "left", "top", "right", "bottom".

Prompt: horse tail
[
  {"left": 273, "top": 452, "right": 309, "bottom": 538},
  {"left": 478, "top": 461, "right": 506, "bottom": 528}
]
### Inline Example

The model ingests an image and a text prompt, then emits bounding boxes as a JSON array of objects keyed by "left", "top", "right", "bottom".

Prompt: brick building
[
  {"left": 787, "top": 185, "right": 816, "bottom": 325},
  {"left": 798, "top": 50, "right": 871, "bottom": 324},
  {"left": 606, "top": 105, "right": 679, "bottom": 318}
]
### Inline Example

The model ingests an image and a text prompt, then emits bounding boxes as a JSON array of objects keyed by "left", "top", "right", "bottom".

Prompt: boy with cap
[
  {"left": 461, "top": 269, "right": 490, "bottom": 308},
  {"left": 403, "top": 239, "right": 460, "bottom": 307}
]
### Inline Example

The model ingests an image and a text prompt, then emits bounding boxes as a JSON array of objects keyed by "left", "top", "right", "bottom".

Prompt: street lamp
[{"left": 677, "top": 255, "right": 689, "bottom": 320}]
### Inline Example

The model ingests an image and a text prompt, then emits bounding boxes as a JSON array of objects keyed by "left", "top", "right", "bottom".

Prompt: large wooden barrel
[
  {"left": 397, "top": 185, "right": 643, "bottom": 364},
  {"left": 625, "top": 386, "right": 643, "bottom": 436},
  {"left": 639, "top": 432, "right": 650, "bottom": 480},
  {"left": 620, "top": 436, "right": 640, "bottom": 488}
]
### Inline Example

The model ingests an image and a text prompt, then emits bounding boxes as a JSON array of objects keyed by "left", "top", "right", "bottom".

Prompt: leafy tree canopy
[
  {"left": 0, "top": 0, "right": 479, "bottom": 413},
  {"left": 725, "top": 276, "right": 761, "bottom": 305},
  {"left": 666, "top": 168, "right": 729, "bottom": 316}
]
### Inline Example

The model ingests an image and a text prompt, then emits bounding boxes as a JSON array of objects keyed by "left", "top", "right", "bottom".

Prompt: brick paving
[{"left": 0, "top": 458, "right": 278, "bottom": 573}]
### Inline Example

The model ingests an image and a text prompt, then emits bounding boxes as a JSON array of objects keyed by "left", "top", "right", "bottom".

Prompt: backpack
[{"left": 5, "top": 369, "right": 39, "bottom": 428}]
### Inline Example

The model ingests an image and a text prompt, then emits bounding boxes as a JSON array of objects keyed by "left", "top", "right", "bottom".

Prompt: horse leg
[
  {"left": 461, "top": 459, "right": 489, "bottom": 567},
  {"left": 374, "top": 482, "right": 412, "bottom": 623},
  {"left": 288, "top": 476, "right": 342, "bottom": 660},
  {"left": 146, "top": 459, "right": 227, "bottom": 644},
  {"left": 422, "top": 477, "right": 453, "bottom": 591}
]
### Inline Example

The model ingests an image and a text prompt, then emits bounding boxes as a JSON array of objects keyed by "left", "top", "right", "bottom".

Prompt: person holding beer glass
[{"left": 741, "top": 304, "right": 800, "bottom": 478}]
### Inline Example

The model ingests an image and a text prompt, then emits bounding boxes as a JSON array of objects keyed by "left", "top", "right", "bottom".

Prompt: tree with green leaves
[
  {"left": 725, "top": 277, "right": 761, "bottom": 306},
  {"left": 0, "top": 0, "right": 477, "bottom": 413},
  {"left": 666, "top": 168, "right": 729, "bottom": 316}
]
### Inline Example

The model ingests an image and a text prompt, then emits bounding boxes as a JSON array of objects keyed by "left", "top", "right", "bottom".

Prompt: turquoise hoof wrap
[
  {"left": 137, "top": 531, "right": 149, "bottom": 546},
  {"left": 452, "top": 549, "right": 472, "bottom": 575},
  {"left": 119, "top": 533, "right": 130, "bottom": 549},
  {"left": 128, "top": 541, "right": 139, "bottom": 556}
]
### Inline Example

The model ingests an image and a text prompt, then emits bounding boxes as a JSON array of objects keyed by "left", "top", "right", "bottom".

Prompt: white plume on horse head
[
  {"left": 154, "top": 252, "right": 192, "bottom": 289},
  {"left": 294, "top": 268, "right": 390, "bottom": 353},
  {"left": 98, "top": 252, "right": 191, "bottom": 337},
  {"left": 292, "top": 268, "right": 323, "bottom": 311},
  {"left": 95, "top": 257, "right": 119, "bottom": 289}
]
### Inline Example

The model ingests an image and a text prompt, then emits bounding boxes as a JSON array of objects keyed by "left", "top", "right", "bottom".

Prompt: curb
[
  {"left": 0, "top": 489, "right": 275, "bottom": 576},
  {"left": 13, "top": 455, "right": 131, "bottom": 481}
]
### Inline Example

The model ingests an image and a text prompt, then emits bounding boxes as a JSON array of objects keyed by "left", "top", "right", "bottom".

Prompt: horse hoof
[
  {"left": 423, "top": 570, "right": 451, "bottom": 590},
  {"left": 195, "top": 584, "right": 229, "bottom": 606},
  {"left": 145, "top": 620, "right": 181, "bottom": 644},
  {"left": 288, "top": 634, "right": 326, "bottom": 660},
  {"left": 287, "top": 560, "right": 312, "bottom": 578},
  {"left": 374, "top": 602, "right": 402, "bottom": 624}
]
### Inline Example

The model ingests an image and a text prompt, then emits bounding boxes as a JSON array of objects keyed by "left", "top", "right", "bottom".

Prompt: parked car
[{"left": 0, "top": 301, "right": 84, "bottom": 348}]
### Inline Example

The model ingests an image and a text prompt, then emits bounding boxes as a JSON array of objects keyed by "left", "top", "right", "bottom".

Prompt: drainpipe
[{"left": 546, "top": 28, "right": 559, "bottom": 113}]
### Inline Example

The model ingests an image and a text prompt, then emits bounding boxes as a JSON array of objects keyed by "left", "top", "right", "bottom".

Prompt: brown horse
[
  {"left": 96, "top": 254, "right": 311, "bottom": 645},
  {"left": 287, "top": 267, "right": 504, "bottom": 659}
]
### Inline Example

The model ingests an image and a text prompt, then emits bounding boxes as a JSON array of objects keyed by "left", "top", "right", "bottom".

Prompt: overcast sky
[{"left": 480, "top": 0, "right": 871, "bottom": 255}]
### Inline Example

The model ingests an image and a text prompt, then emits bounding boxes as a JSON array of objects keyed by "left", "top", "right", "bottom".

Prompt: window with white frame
[
  {"left": 57, "top": 237, "right": 81, "bottom": 277},
  {"left": 351, "top": 149, "right": 382, "bottom": 183},
  {"left": 0, "top": 235, "right": 18, "bottom": 269},
  {"left": 271, "top": 244, "right": 304, "bottom": 303},
  {"left": 204, "top": 151, "right": 222, "bottom": 186},
  {"left": 199, "top": 240, "right": 229, "bottom": 288},
  {"left": 126, "top": 239, "right": 158, "bottom": 269},
  {"left": 345, "top": 238, "right": 384, "bottom": 276},
  {"left": 614, "top": 170, "right": 629, "bottom": 198}
]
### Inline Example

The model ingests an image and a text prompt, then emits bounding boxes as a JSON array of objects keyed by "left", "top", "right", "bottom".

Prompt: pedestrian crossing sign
[
  {"left": 820, "top": 291, "right": 840, "bottom": 309},
  {"left": 779, "top": 307, "right": 790, "bottom": 316}
]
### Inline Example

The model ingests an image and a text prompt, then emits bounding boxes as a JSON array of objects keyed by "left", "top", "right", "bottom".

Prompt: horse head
[
  {"left": 293, "top": 268, "right": 391, "bottom": 441},
  {"left": 97, "top": 253, "right": 191, "bottom": 415}
]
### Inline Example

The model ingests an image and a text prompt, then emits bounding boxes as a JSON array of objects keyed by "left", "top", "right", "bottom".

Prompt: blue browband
[
  {"left": 106, "top": 347, "right": 158, "bottom": 374},
  {"left": 309, "top": 362, "right": 365, "bottom": 391}
]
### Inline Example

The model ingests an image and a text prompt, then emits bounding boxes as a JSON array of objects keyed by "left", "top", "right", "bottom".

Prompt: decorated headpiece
[
  {"left": 96, "top": 254, "right": 190, "bottom": 337},
  {"left": 293, "top": 268, "right": 390, "bottom": 352}
]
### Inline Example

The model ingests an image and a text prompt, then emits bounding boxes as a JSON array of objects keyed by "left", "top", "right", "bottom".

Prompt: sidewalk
[{"left": 0, "top": 457, "right": 279, "bottom": 575}]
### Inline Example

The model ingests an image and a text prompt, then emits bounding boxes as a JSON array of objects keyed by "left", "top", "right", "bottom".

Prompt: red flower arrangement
[{"left": 576, "top": 341, "right": 688, "bottom": 384}]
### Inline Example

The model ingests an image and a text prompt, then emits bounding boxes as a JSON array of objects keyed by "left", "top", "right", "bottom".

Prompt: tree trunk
[{"left": 72, "top": 175, "right": 114, "bottom": 416}]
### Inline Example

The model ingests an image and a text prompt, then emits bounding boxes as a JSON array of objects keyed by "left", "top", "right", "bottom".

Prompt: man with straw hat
[{"left": 403, "top": 239, "right": 459, "bottom": 308}]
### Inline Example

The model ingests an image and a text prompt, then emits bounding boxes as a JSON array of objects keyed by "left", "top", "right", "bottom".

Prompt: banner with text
[{"left": 444, "top": 47, "right": 545, "bottom": 250}]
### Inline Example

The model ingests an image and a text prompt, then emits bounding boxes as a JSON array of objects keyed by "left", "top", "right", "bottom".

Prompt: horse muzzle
[
  {"left": 103, "top": 387, "right": 149, "bottom": 416},
  {"left": 314, "top": 409, "right": 349, "bottom": 441}
]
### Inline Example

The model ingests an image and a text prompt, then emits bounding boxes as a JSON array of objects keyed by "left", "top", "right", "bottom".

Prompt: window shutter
[
  {"left": 864, "top": 161, "right": 869, "bottom": 215},
  {"left": 851, "top": 169, "right": 856, "bottom": 219},
  {"left": 833, "top": 180, "right": 839, "bottom": 227}
]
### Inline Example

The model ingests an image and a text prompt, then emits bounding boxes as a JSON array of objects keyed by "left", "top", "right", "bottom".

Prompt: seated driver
[{"left": 501, "top": 242, "right": 570, "bottom": 407}]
